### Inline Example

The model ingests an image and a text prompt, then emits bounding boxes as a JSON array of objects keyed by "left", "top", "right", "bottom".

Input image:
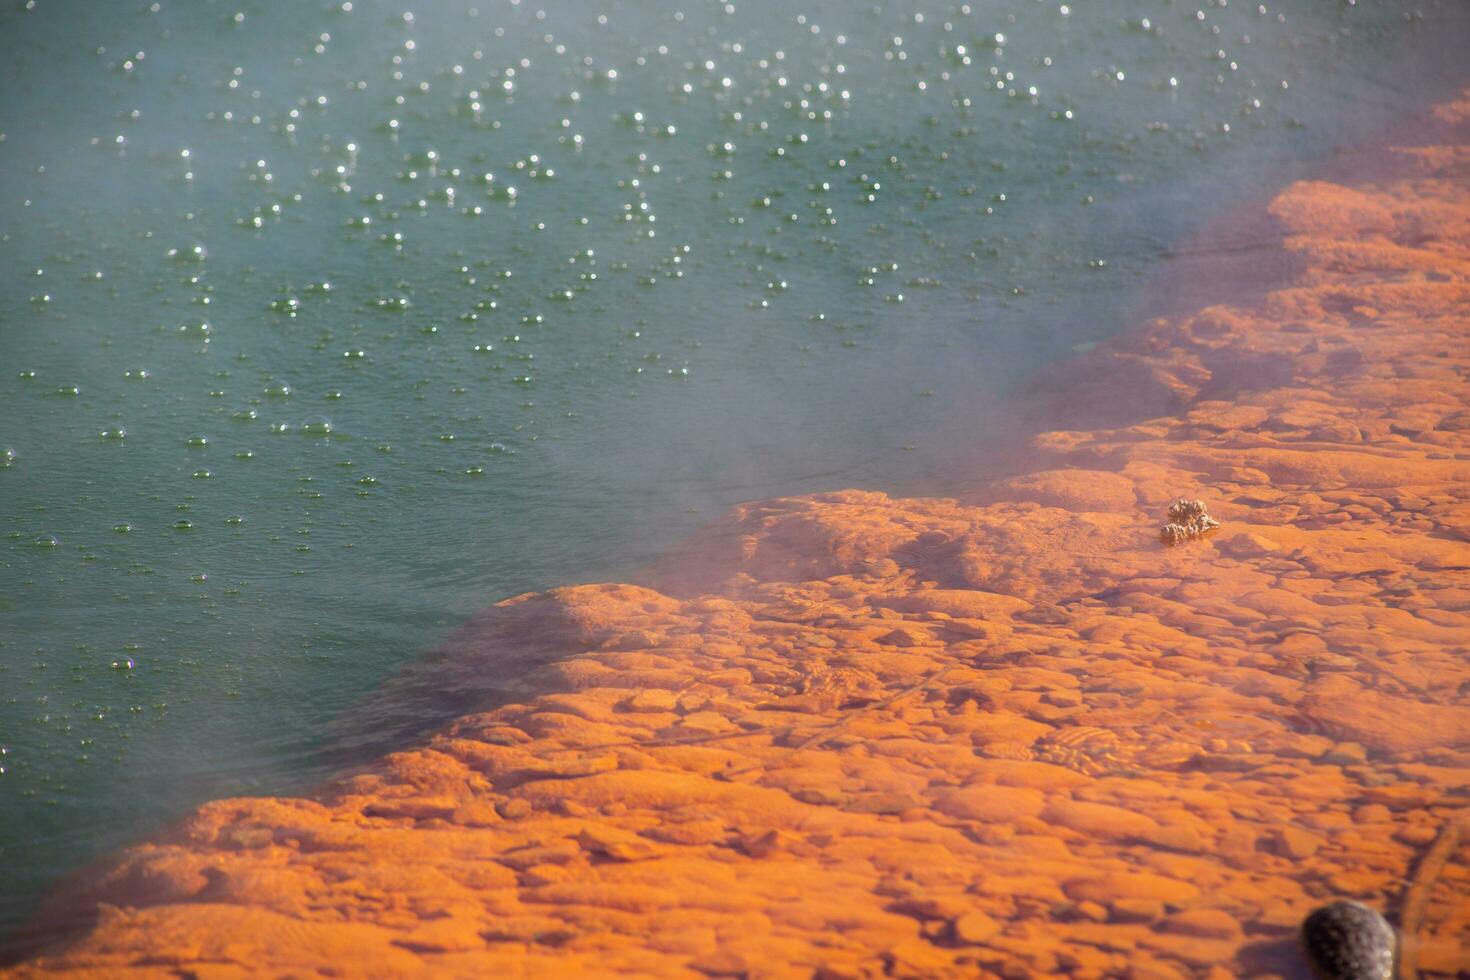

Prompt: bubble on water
[
  {"left": 54, "top": 385, "right": 80, "bottom": 396},
  {"left": 269, "top": 422, "right": 291, "bottom": 434},
  {"left": 1, "top": 448, "right": 15, "bottom": 467},
  {"left": 113, "top": 522, "right": 132, "bottom": 533},
  {"left": 301, "top": 416, "right": 333, "bottom": 435},
  {"left": 263, "top": 383, "right": 291, "bottom": 398},
  {"left": 233, "top": 409, "right": 258, "bottom": 422},
  {"left": 34, "top": 534, "right": 59, "bottom": 548},
  {"left": 111, "top": 658, "right": 135, "bottom": 670},
  {"left": 123, "top": 368, "right": 149, "bottom": 380},
  {"left": 465, "top": 465, "right": 484, "bottom": 475},
  {"left": 100, "top": 427, "right": 127, "bottom": 440},
  {"left": 172, "top": 520, "right": 194, "bottom": 531},
  {"left": 358, "top": 475, "right": 378, "bottom": 486},
  {"left": 186, "top": 435, "right": 209, "bottom": 447},
  {"left": 225, "top": 515, "right": 243, "bottom": 525},
  {"left": 166, "top": 244, "right": 207, "bottom": 264},
  {"left": 192, "top": 469, "right": 212, "bottom": 479}
]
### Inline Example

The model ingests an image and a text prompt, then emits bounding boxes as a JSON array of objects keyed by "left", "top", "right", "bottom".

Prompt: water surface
[{"left": 2, "top": 0, "right": 1466, "bottom": 938}]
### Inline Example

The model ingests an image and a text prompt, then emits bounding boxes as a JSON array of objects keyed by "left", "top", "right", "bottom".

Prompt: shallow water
[{"left": 1, "top": 0, "right": 1466, "bottom": 939}]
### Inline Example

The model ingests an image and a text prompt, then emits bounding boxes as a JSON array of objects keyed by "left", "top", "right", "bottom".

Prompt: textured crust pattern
[{"left": 7, "top": 92, "right": 1470, "bottom": 980}]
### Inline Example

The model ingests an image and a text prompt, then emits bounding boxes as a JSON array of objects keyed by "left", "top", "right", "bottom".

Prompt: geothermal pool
[{"left": 1, "top": 0, "right": 1467, "bottom": 947}]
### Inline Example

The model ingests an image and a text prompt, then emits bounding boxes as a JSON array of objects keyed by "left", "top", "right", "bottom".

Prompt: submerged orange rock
[{"left": 6, "top": 94, "right": 1470, "bottom": 979}]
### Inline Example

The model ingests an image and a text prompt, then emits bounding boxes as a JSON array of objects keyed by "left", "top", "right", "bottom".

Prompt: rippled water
[{"left": 1, "top": 0, "right": 1465, "bottom": 937}]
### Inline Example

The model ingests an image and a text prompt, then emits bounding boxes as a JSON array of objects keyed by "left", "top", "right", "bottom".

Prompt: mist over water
[{"left": 1, "top": 0, "right": 1466, "bottom": 939}]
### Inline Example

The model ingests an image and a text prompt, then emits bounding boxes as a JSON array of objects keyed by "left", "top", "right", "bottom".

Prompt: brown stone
[
  {"left": 1320, "top": 741, "right": 1368, "bottom": 766},
  {"left": 621, "top": 689, "right": 679, "bottom": 713},
  {"left": 1042, "top": 799, "right": 1161, "bottom": 842},
  {"left": 1273, "top": 827, "right": 1326, "bottom": 859},
  {"left": 1216, "top": 531, "right": 1281, "bottom": 559},
  {"left": 1065, "top": 873, "right": 1200, "bottom": 905},
  {"left": 932, "top": 785, "right": 1046, "bottom": 823},
  {"left": 951, "top": 910, "right": 1002, "bottom": 945},
  {"left": 1351, "top": 803, "right": 1391, "bottom": 824},
  {"left": 1109, "top": 899, "right": 1165, "bottom": 924},
  {"left": 1160, "top": 908, "right": 1242, "bottom": 940}
]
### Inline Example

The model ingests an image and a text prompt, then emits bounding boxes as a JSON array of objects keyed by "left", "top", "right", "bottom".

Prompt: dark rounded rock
[{"left": 1299, "top": 900, "right": 1396, "bottom": 980}]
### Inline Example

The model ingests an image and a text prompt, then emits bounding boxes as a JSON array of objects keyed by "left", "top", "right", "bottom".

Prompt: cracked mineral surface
[{"left": 6, "top": 92, "right": 1470, "bottom": 980}]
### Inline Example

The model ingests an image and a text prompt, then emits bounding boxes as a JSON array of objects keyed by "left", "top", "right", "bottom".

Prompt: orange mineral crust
[{"left": 9, "top": 99, "right": 1470, "bottom": 979}]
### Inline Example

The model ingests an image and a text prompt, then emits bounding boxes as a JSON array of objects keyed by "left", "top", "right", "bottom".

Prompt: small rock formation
[
  {"left": 1299, "top": 900, "right": 1396, "bottom": 980},
  {"left": 1159, "top": 498, "right": 1220, "bottom": 545}
]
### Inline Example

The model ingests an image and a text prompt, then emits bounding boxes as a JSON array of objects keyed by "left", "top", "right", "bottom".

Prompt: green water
[{"left": 1, "top": 0, "right": 1465, "bottom": 940}]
